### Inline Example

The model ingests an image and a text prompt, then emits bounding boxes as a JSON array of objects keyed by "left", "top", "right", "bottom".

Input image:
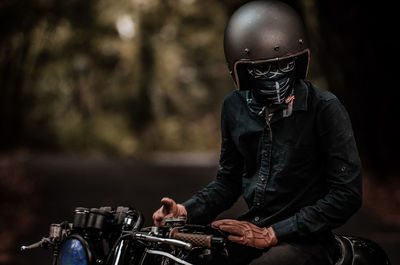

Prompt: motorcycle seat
[{"left": 334, "top": 235, "right": 354, "bottom": 265}]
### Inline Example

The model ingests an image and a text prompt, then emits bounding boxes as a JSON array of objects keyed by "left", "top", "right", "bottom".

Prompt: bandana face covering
[{"left": 247, "top": 59, "right": 295, "bottom": 105}]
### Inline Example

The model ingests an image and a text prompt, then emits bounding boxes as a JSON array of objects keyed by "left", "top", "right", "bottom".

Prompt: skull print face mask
[{"left": 247, "top": 58, "right": 295, "bottom": 104}]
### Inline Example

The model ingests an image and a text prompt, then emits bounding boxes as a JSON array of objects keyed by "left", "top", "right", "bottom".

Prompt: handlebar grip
[{"left": 169, "top": 228, "right": 212, "bottom": 248}]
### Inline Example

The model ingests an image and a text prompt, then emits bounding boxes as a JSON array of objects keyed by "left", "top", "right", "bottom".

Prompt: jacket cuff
[
  {"left": 182, "top": 199, "right": 198, "bottom": 223},
  {"left": 271, "top": 216, "right": 298, "bottom": 240}
]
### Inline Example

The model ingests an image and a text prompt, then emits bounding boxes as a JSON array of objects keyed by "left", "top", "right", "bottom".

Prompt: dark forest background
[{"left": 1, "top": 0, "right": 399, "bottom": 264}]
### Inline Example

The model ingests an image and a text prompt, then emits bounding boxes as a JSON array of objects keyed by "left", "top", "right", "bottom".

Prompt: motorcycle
[{"left": 21, "top": 206, "right": 391, "bottom": 265}]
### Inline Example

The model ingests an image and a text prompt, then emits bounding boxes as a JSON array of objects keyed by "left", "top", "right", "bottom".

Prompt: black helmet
[{"left": 224, "top": 0, "right": 310, "bottom": 90}]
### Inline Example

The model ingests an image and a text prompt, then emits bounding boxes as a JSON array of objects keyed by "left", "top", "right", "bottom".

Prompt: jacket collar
[
  {"left": 266, "top": 79, "right": 308, "bottom": 124},
  {"left": 242, "top": 79, "right": 309, "bottom": 124},
  {"left": 293, "top": 79, "right": 308, "bottom": 112}
]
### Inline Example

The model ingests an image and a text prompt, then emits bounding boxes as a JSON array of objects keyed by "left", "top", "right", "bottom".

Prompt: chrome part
[
  {"left": 49, "top": 224, "right": 62, "bottom": 239},
  {"left": 145, "top": 249, "right": 194, "bottom": 265},
  {"left": 151, "top": 226, "right": 159, "bottom": 235},
  {"left": 133, "top": 232, "right": 192, "bottom": 250},
  {"left": 20, "top": 238, "right": 50, "bottom": 251}
]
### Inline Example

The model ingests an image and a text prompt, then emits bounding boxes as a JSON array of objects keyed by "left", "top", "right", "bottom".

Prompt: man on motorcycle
[{"left": 153, "top": 1, "right": 362, "bottom": 264}]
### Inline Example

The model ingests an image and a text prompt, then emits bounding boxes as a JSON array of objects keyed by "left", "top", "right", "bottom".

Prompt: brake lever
[
  {"left": 21, "top": 237, "right": 53, "bottom": 251},
  {"left": 21, "top": 222, "right": 70, "bottom": 251}
]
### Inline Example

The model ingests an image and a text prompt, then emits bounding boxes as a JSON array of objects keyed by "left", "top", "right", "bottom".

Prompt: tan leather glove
[
  {"left": 211, "top": 219, "right": 278, "bottom": 249},
  {"left": 152, "top": 197, "right": 187, "bottom": 226}
]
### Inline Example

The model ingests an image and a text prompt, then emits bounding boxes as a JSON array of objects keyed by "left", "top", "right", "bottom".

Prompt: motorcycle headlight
[{"left": 57, "top": 237, "right": 89, "bottom": 265}]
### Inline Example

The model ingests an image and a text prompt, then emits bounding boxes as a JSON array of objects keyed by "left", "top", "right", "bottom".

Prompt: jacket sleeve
[
  {"left": 271, "top": 98, "right": 363, "bottom": 239},
  {"left": 183, "top": 98, "right": 244, "bottom": 224}
]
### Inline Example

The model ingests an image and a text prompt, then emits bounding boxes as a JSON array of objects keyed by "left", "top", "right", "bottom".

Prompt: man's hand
[
  {"left": 152, "top": 197, "right": 188, "bottom": 226},
  {"left": 211, "top": 219, "right": 278, "bottom": 249}
]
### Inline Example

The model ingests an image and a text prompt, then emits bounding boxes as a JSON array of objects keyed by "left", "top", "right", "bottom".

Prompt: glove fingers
[
  {"left": 211, "top": 221, "right": 221, "bottom": 229},
  {"left": 211, "top": 219, "right": 240, "bottom": 229},
  {"left": 228, "top": 235, "right": 245, "bottom": 244},
  {"left": 160, "top": 197, "right": 173, "bottom": 211},
  {"left": 153, "top": 210, "right": 162, "bottom": 221},
  {"left": 161, "top": 197, "right": 178, "bottom": 214},
  {"left": 164, "top": 213, "right": 175, "bottom": 220},
  {"left": 218, "top": 224, "right": 244, "bottom": 236},
  {"left": 153, "top": 207, "right": 165, "bottom": 226},
  {"left": 154, "top": 219, "right": 163, "bottom": 226}
]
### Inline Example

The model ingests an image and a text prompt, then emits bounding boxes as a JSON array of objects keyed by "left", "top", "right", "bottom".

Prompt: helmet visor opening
[
  {"left": 247, "top": 58, "right": 296, "bottom": 79},
  {"left": 233, "top": 49, "right": 310, "bottom": 90}
]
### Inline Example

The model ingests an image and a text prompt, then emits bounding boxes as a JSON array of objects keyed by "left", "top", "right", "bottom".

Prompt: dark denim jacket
[{"left": 183, "top": 80, "right": 362, "bottom": 240}]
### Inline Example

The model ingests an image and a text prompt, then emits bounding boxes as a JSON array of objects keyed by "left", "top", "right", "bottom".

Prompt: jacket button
[
  {"left": 256, "top": 202, "right": 261, "bottom": 206},
  {"left": 260, "top": 175, "right": 266, "bottom": 182},
  {"left": 254, "top": 216, "right": 260, "bottom": 222}
]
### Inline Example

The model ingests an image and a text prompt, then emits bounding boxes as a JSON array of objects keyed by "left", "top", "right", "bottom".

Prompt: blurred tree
[
  {"left": 0, "top": 0, "right": 398, "bottom": 178},
  {"left": 0, "top": 0, "right": 246, "bottom": 155}
]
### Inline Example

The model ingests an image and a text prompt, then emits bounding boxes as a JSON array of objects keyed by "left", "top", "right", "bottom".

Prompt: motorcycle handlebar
[
  {"left": 132, "top": 232, "right": 193, "bottom": 250},
  {"left": 169, "top": 228, "right": 225, "bottom": 248},
  {"left": 171, "top": 232, "right": 212, "bottom": 248},
  {"left": 128, "top": 229, "right": 225, "bottom": 250}
]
